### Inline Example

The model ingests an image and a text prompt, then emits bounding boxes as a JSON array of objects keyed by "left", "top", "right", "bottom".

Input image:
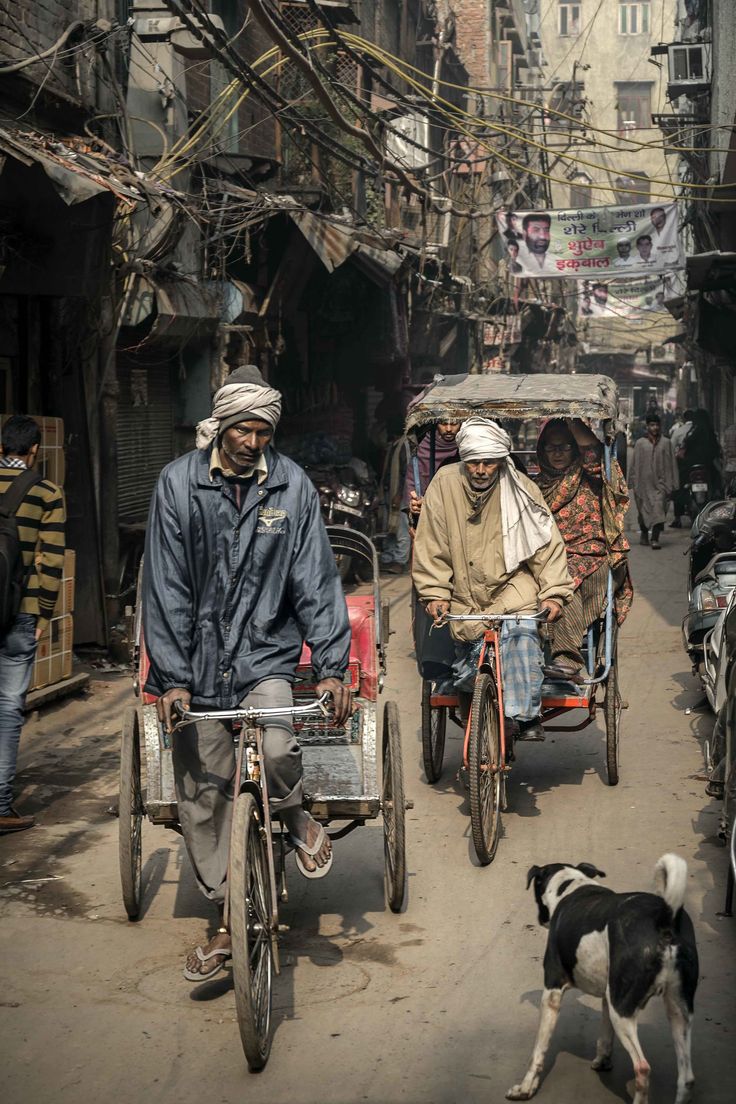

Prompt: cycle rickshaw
[
  {"left": 117, "top": 528, "right": 408, "bottom": 1070},
  {"left": 406, "top": 373, "right": 626, "bottom": 865}
]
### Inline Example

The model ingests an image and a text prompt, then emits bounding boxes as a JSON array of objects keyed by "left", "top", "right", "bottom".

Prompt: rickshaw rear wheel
[
  {"left": 421, "top": 679, "right": 447, "bottom": 783},
  {"left": 468, "top": 673, "right": 502, "bottom": 866},
  {"left": 382, "top": 701, "right": 407, "bottom": 912},
  {"left": 230, "top": 791, "right": 275, "bottom": 1071},
  {"left": 118, "top": 707, "right": 144, "bottom": 920},
  {"left": 604, "top": 633, "right": 621, "bottom": 787}
]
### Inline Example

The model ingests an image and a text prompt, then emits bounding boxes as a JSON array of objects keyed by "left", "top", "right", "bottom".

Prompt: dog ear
[
  {"left": 576, "top": 863, "right": 606, "bottom": 880},
  {"left": 526, "top": 865, "right": 542, "bottom": 890}
]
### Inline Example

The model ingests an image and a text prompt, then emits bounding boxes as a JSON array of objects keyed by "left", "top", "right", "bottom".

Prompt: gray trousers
[{"left": 172, "top": 678, "right": 302, "bottom": 903}]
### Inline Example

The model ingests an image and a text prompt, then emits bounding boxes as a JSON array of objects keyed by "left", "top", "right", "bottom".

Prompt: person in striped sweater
[{"left": 0, "top": 415, "right": 65, "bottom": 833}]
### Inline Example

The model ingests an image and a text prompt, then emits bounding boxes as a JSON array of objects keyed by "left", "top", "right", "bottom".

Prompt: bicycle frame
[
  {"left": 170, "top": 696, "right": 332, "bottom": 964},
  {"left": 437, "top": 612, "right": 547, "bottom": 771}
]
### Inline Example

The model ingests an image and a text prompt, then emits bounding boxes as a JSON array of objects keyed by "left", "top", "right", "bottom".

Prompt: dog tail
[{"left": 653, "top": 853, "right": 688, "bottom": 914}]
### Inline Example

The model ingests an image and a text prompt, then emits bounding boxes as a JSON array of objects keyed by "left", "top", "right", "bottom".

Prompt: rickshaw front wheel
[
  {"left": 382, "top": 701, "right": 407, "bottom": 912},
  {"left": 230, "top": 792, "right": 275, "bottom": 1071},
  {"left": 468, "top": 673, "right": 502, "bottom": 866},
  {"left": 421, "top": 679, "right": 447, "bottom": 783},
  {"left": 118, "top": 707, "right": 144, "bottom": 920}
]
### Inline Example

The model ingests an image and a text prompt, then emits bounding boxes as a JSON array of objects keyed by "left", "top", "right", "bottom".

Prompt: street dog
[{"left": 507, "top": 854, "right": 698, "bottom": 1104}]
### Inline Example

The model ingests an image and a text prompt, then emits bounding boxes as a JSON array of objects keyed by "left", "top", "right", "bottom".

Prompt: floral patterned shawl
[{"left": 536, "top": 424, "right": 633, "bottom": 623}]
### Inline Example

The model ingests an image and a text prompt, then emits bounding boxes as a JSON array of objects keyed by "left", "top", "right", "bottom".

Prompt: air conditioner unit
[{"left": 667, "top": 42, "right": 711, "bottom": 97}]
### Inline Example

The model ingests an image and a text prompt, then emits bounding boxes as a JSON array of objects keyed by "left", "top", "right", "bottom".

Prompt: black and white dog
[{"left": 507, "top": 854, "right": 699, "bottom": 1104}]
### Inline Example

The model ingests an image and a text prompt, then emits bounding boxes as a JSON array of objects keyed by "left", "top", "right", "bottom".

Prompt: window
[
  {"left": 615, "top": 82, "right": 652, "bottom": 131},
  {"left": 619, "top": 3, "right": 650, "bottom": 35},
  {"left": 614, "top": 171, "right": 650, "bottom": 204},
  {"left": 559, "top": 3, "right": 581, "bottom": 37}
]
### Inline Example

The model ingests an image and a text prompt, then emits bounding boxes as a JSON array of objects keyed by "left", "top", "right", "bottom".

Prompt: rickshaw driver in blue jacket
[{"left": 142, "top": 366, "right": 352, "bottom": 983}]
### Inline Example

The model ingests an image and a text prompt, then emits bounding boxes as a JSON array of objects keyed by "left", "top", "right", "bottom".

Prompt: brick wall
[
  {"left": 0, "top": 0, "right": 118, "bottom": 113},
  {"left": 449, "top": 0, "right": 493, "bottom": 88}
]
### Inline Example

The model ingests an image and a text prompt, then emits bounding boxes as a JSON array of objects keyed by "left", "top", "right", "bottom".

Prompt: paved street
[{"left": 2, "top": 525, "right": 735, "bottom": 1104}]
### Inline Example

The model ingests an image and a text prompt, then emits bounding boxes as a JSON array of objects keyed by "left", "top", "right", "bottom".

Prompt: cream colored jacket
[{"left": 412, "top": 463, "right": 573, "bottom": 641}]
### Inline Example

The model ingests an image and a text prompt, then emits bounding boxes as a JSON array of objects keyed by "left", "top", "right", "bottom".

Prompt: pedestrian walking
[
  {"left": 379, "top": 415, "right": 411, "bottom": 574},
  {"left": 628, "top": 413, "right": 678, "bottom": 549},
  {"left": 669, "top": 408, "right": 693, "bottom": 527},
  {"left": 0, "top": 415, "right": 65, "bottom": 834}
]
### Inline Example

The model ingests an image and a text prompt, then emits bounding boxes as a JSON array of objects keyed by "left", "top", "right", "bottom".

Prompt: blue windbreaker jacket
[{"left": 142, "top": 444, "right": 351, "bottom": 707}]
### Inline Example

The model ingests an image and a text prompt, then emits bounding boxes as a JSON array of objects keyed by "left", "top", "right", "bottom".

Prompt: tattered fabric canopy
[{"left": 405, "top": 373, "right": 623, "bottom": 437}]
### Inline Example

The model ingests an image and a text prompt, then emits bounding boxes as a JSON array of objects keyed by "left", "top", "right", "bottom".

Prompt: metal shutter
[{"left": 117, "top": 359, "right": 175, "bottom": 523}]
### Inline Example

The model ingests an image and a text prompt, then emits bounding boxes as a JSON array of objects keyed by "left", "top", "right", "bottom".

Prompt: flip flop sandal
[
  {"left": 290, "top": 824, "right": 334, "bottom": 880},
  {"left": 183, "top": 943, "right": 232, "bottom": 983}
]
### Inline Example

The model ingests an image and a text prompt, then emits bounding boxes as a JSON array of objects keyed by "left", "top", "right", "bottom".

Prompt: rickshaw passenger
[
  {"left": 405, "top": 419, "right": 461, "bottom": 518},
  {"left": 536, "top": 419, "right": 633, "bottom": 683},
  {"left": 142, "top": 366, "right": 351, "bottom": 982},
  {"left": 412, "top": 418, "right": 573, "bottom": 741}
]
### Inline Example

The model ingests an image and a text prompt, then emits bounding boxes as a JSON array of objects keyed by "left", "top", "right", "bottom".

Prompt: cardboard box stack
[{"left": 1, "top": 414, "right": 73, "bottom": 691}]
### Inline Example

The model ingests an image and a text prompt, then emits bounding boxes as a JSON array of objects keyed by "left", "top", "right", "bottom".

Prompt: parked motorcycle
[
  {"left": 683, "top": 496, "right": 736, "bottom": 667},
  {"left": 307, "top": 460, "right": 379, "bottom": 582},
  {"left": 687, "top": 496, "right": 736, "bottom": 596},
  {"left": 701, "top": 583, "right": 736, "bottom": 713},
  {"left": 685, "top": 463, "right": 712, "bottom": 518},
  {"left": 700, "top": 587, "right": 736, "bottom": 914}
]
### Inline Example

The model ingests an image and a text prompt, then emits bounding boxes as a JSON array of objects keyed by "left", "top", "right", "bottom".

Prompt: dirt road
[{"left": 2, "top": 529, "right": 735, "bottom": 1104}]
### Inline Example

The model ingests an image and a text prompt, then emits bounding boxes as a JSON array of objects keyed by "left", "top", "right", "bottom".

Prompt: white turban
[
  {"left": 195, "top": 380, "right": 282, "bottom": 449},
  {"left": 456, "top": 417, "right": 553, "bottom": 574},
  {"left": 456, "top": 418, "right": 513, "bottom": 461}
]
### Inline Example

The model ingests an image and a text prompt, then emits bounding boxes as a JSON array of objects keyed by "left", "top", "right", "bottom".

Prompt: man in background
[
  {"left": 629, "top": 413, "right": 678, "bottom": 549},
  {"left": 0, "top": 415, "right": 65, "bottom": 833}
]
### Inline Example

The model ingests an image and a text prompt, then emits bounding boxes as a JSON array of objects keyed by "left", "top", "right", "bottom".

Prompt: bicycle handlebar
[
  {"left": 169, "top": 693, "right": 333, "bottom": 733},
  {"left": 434, "top": 610, "right": 550, "bottom": 627}
]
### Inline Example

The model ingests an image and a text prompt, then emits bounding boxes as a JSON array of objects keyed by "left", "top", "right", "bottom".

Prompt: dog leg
[
  {"left": 506, "top": 988, "right": 564, "bottom": 1101},
  {"left": 664, "top": 991, "right": 694, "bottom": 1104},
  {"left": 591, "top": 995, "right": 614, "bottom": 1072},
  {"left": 607, "top": 1000, "right": 650, "bottom": 1104}
]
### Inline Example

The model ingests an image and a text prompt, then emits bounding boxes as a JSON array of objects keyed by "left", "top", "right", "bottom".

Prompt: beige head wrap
[
  {"left": 195, "top": 367, "right": 282, "bottom": 450},
  {"left": 456, "top": 417, "right": 553, "bottom": 573}
]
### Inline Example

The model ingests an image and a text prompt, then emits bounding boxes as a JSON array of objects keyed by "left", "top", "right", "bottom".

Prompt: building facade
[
  {"left": 539, "top": 0, "right": 682, "bottom": 421},
  {"left": 2, "top": 0, "right": 562, "bottom": 648}
]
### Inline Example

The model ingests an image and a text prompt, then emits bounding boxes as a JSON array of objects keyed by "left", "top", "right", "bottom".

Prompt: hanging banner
[
  {"left": 496, "top": 202, "right": 681, "bottom": 278},
  {"left": 578, "top": 272, "right": 684, "bottom": 320}
]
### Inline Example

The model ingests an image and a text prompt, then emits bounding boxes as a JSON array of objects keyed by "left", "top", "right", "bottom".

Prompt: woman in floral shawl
[{"left": 536, "top": 418, "right": 633, "bottom": 682}]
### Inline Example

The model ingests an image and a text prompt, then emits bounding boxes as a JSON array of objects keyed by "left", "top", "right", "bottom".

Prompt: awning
[
  {"left": 686, "top": 251, "right": 736, "bottom": 291},
  {"left": 0, "top": 127, "right": 142, "bottom": 206},
  {"left": 290, "top": 211, "right": 356, "bottom": 271},
  {"left": 289, "top": 210, "right": 404, "bottom": 282}
]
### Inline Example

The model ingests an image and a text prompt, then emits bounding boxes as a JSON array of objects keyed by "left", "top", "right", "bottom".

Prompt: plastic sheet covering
[{"left": 405, "top": 373, "right": 622, "bottom": 436}]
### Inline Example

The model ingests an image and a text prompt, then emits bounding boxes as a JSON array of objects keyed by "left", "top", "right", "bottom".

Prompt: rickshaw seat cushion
[{"left": 299, "top": 596, "right": 378, "bottom": 699}]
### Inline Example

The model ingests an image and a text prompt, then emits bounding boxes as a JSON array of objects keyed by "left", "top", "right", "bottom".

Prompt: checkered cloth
[{"left": 452, "top": 619, "right": 543, "bottom": 722}]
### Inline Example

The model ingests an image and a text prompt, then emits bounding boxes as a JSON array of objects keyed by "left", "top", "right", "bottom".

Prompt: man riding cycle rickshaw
[
  {"left": 142, "top": 365, "right": 351, "bottom": 982},
  {"left": 406, "top": 373, "right": 630, "bottom": 863}
]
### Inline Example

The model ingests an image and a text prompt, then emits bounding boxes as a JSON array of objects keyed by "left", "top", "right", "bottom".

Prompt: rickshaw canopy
[{"left": 405, "top": 373, "right": 622, "bottom": 438}]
